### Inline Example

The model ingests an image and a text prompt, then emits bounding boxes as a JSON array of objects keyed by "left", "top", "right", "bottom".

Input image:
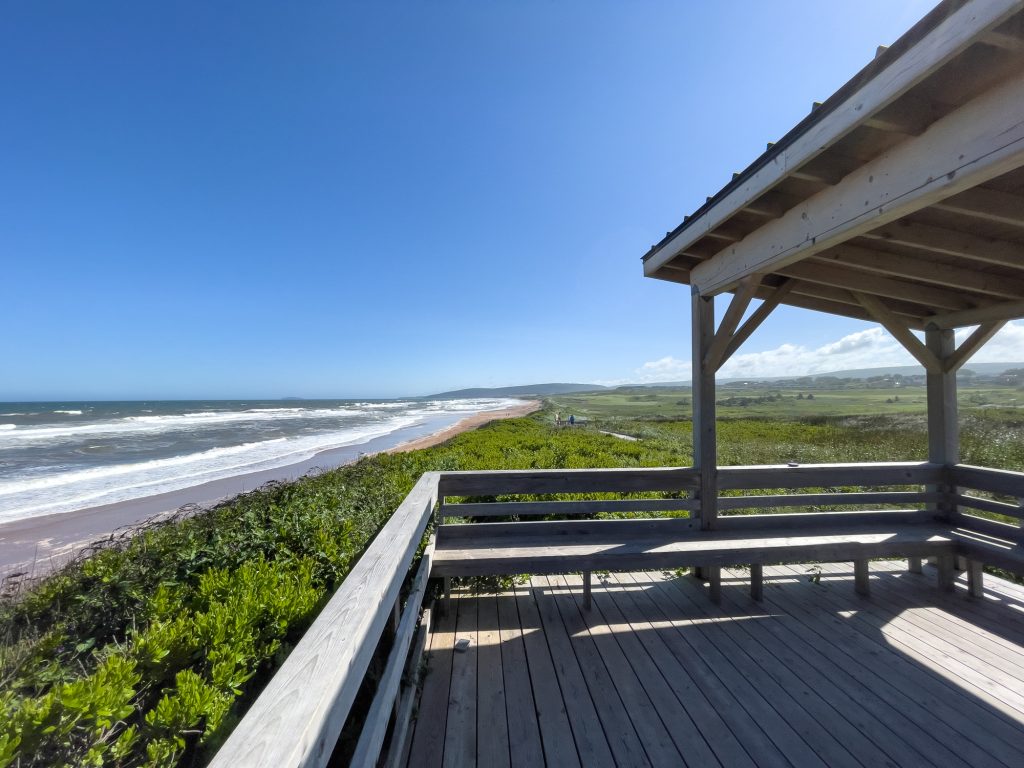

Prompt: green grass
[{"left": 1, "top": 395, "right": 1022, "bottom": 766}]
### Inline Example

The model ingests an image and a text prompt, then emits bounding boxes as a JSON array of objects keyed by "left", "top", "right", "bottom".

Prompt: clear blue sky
[{"left": 4, "top": 1, "right": 1017, "bottom": 400}]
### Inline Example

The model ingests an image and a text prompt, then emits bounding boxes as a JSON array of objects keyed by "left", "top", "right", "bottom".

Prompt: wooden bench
[
  {"left": 432, "top": 515, "right": 1022, "bottom": 606},
  {"left": 432, "top": 516, "right": 958, "bottom": 604}
]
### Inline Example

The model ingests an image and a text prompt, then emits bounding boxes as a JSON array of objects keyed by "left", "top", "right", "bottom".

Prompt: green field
[{"left": 2, "top": 390, "right": 1023, "bottom": 767}]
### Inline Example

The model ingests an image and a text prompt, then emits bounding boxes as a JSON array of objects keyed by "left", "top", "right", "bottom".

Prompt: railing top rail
[
  {"left": 437, "top": 466, "right": 700, "bottom": 495},
  {"left": 717, "top": 461, "right": 943, "bottom": 490},
  {"left": 209, "top": 472, "right": 440, "bottom": 768},
  {"left": 954, "top": 464, "right": 1024, "bottom": 496}
]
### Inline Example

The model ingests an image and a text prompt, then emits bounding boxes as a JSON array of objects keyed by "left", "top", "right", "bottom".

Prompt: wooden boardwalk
[{"left": 406, "top": 561, "right": 1024, "bottom": 768}]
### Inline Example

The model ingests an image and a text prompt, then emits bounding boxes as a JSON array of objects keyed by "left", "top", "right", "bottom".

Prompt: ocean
[{"left": 0, "top": 398, "right": 523, "bottom": 525}]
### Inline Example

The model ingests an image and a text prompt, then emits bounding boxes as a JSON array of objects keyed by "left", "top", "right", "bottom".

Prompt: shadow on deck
[{"left": 406, "top": 560, "right": 1024, "bottom": 768}]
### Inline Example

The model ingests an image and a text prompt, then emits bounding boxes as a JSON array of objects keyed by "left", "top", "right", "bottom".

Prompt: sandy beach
[{"left": 0, "top": 400, "right": 539, "bottom": 580}]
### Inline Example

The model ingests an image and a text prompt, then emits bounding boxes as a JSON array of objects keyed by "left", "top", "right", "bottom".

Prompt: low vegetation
[{"left": 2, "top": 385, "right": 1022, "bottom": 766}]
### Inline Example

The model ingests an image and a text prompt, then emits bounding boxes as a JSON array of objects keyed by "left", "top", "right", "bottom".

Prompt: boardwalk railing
[{"left": 210, "top": 461, "right": 1024, "bottom": 767}]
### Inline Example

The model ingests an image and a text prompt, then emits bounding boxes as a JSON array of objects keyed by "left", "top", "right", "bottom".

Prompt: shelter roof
[{"left": 643, "top": 0, "right": 1024, "bottom": 330}]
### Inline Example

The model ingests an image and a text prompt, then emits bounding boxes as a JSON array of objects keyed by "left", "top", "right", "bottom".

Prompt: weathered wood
[
  {"left": 693, "top": 290, "right": 718, "bottom": 530},
  {"left": 787, "top": 261, "right": 973, "bottom": 312},
  {"left": 750, "top": 563, "right": 764, "bottom": 601},
  {"left": 384, "top": 607, "right": 431, "bottom": 768},
  {"left": 440, "top": 497, "right": 697, "bottom": 518},
  {"left": 927, "top": 328, "right": 958, "bottom": 525},
  {"left": 855, "top": 292, "right": 942, "bottom": 373},
  {"left": 705, "top": 275, "right": 760, "bottom": 372},
  {"left": 209, "top": 472, "right": 439, "bottom": 768},
  {"left": 718, "top": 509, "right": 934, "bottom": 530},
  {"left": 443, "top": 595, "right": 478, "bottom": 768},
  {"left": 407, "top": 592, "right": 457, "bottom": 767},
  {"left": 707, "top": 565, "right": 722, "bottom": 604},
  {"left": 351, "top": 546, "right": 433, "bottom": 767},
  {"left": 968, "top": 560, "right": 985, "bottom": 599},
  {"left": 494, "top": 595, "right": 545, "bottom": 768},
  {"left": 721, "top": 278, "right": 796, "bottom": 363},
  {"left": 953, "top": 494, "right": 1024, "bottom": 520},
  {"left": 582, "top": 570, "right": 592, "bottom": 610},
  {"left": 643, "top": 0, "right": 1023, "bottom": 280},
  {"left": 431, "top": 522, "right": 959, "bottom": 577},
  {"left": 717, "top": 461, "right": 942, "bottom": 489},
  {"left": 943, "top": 321, "right": 1007, "bottom": 373},
  {"left": 475, "top": 595, "right": 510, "bottom": 768},
  {"left": 937, "top": 553, "right": 956, "bottom": 592},
  {"left": 717, "top": 490, "right": 935, "bottom": 511},
  {"left": 934, "top": 185, "right": 1024, "bottom": 228},
  {"left": 687, "top": 67, "right": 1024, "bottom": 296},
  {"left": 926, "top": 299, "right": 1024, "bottom": 330},
  {"left": 908, "top": 556, "right": 923, "bottom": 574},
  {"left": 854, "top": 559, "right": 870, "bottom": 596},
  {"left": 954, "top": 464, "right": 1024, "bottom": 497},
  {"left": 437, "top": 466, "right": 699, "bottom": 496}
]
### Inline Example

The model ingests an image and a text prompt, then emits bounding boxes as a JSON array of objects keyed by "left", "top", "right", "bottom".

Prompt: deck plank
[
  {"left": 760, "top": 563, "right": 1024, "bottom": 767},
  {"left": 410, "top": 566, "right": 1024, "bottom": 767},
  {"left": 495, "top": 593, "right": 545, "bottom": 768},
  {"left": 442, "top": 594, "right": 478, "bottom": 768},
  {"left": 714, "top": 565, "right": 951, "bottom": 767},
  {"left": 529, "top": 576, "right": 636, "bottom": 768},
  {"left": 407, "top": 597, "right": 457, "bottom": 768},
  {"left": 651, "top": 571, "right": 866, "bottom": 768},
  {"left": 476, "top": 594, "right": 510, "bottom": 768}
]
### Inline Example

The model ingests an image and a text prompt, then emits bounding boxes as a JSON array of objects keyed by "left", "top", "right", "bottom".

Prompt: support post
[
  {"left": 907, "top": 557, "right": 923, "bottom": 574},
  {"left": 692, "top": 289, "right": 717, "bottom": 582},
  {"left": 583, "top": 571, "right": 592, "bottom": 610},
  {"left": 750, "top": 564, "right": 763, "bottom": 601},
  {"left": 442, "top": 577, "right": 452, "bottom": 616},
  {"left": 692, "top": 289, "right": 717, "bottom": 532},
  {"left": 926, "top": 328, "right": 959, "bottom": 588},
  {"left": 937, "top": 554, "right": 956, "bottom": 592},
  {"left": 707, "top": 566, "right": 721, "bottom": 604},
  {"left": 854, "top": 559, "right": 870, "bottom": 596},
  {"left": 967, "top": 560, "right": 984, "bottom": 599}
]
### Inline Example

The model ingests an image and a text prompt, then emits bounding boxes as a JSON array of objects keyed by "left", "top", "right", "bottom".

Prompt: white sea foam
[
  {"left": 53, "top": 410, "right": 83, "bottom": 415},
  {"left": 0, "top": 425, "right": 15, "bottom": 431}
]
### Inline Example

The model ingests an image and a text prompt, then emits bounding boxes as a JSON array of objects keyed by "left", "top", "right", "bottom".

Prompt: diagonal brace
[
  {"left": 942, "top": 321, "right": 1006, "bottom": 373},
  {"left": 704, "top": 276, "right": 760, "bottom": 372},
  {"left": 853, "top": 291, "right": 942, "bottom": 374}
]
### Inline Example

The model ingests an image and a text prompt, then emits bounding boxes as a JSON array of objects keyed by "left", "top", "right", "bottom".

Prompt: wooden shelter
[{"left": 210, "top": 2, "right": 1024, "bottom": 766}]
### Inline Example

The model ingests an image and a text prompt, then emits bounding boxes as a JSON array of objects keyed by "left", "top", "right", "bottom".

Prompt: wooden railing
[{"left": 209, "top": 461, "right": 1024, "bottom": 767}]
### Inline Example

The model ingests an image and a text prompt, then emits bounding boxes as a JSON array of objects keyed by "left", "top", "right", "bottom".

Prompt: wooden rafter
[
  {"left": 932, "top": 186, "right": 1024, "bottom": 228},
  {"left": 925, "top": 299, "right": 1024, "bottom": 330},
  {"left": 860, "top": 220, "right": 1024, "bottom": 270}
]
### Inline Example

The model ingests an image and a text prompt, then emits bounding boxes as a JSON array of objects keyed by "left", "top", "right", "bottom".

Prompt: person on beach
[
  {"left": 569, "top": 414, "right": 575, "bottom": 426},
  {"left": 554, "top": 412, "right": 561, "bottom": 426}
]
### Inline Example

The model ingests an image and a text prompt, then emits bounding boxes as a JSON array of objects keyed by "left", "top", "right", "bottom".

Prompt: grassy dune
[{"left": 2, "top": 388, "right": 1022, "bottom": 766}]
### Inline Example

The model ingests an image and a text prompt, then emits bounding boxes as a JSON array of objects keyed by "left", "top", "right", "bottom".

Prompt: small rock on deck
[{"left": 405, "top": 561, "right": 1024, "bottom": 768}]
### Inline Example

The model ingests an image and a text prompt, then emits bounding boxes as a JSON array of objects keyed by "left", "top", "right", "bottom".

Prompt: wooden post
[
  {"left": 692, "top": 289, "right": 717, "bottom": 583},
  {"left": 583, "top": 570, "right": 592, "bottom": 610},
  {"left": 907, "top": 557, "right": 923, "bottom": 574},
  {"left": 926, "top": 328, "right": 958, "bottom": 587},
  {"left": 707, "top": 566, "right": 721, "bottom": 604},
  {"left": 692, "top": 289, "right": 717, "bottom": 530},
  {"left": 750, "top": 564, "right": 763, "bottom": 601},
  {"left": 937, "top": 554, "right": 956, "bottom": 592},
  {"left": 967, "top": 560, "right": 984, "bottom": 599},
  {"left": 854, "top": 559, "right": 870, "bottom": 596}
]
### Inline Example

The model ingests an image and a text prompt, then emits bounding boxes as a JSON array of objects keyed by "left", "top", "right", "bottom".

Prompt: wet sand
[{"left": 0, "top": 401, "right": 539, "bottom": 579}]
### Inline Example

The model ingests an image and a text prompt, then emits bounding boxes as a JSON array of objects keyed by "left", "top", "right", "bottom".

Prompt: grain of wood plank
[
  {"left": 548, "top": 574, "right": 692, "bottom": 767},
  {"left": 476, "top": 594, "right": 510, "bottom": 768},
  {"left": 511, "top": 584, "right": 582, "bottom": 768},
  {"left": 408, "top": 597, "right": 458, "bottom": 768},
  {"left": 657, "top": 572, "right": 864, "bottom": 768},
  {"left": 605, "top": 574, "right": 788, "bottom": 768},
  {"left": 715, "top": 565, "right": 949, "bottom": 767},
  {"left": 529, "top": 576, "right": 632, "bottom": 768},
  {"left": 628, "top": 572, "right": 827, "bottom": 767},
  {"left": 494, "top": 594, "right": 545, "bottom": 768},
  {"left": 595, "top": 574, "right": 757, "bottom": 768},
  {"left": 443, "top": 594, "right": 478, "bottom": 768},
  {"left": 760, "top": 564, "right": 1024, "bottom": 766},
  {"left": 569, "top": 573, "right": 727, "bottom": 767}
]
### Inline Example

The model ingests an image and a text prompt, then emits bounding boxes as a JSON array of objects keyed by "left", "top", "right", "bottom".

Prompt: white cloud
[{"left": 631, "top": 321, "right": 1024, "bottom": 383}]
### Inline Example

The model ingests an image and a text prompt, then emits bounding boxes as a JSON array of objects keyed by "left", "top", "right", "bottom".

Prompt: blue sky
[{"left": 3, "top": 1, "right": 1019, "bottom": 399}]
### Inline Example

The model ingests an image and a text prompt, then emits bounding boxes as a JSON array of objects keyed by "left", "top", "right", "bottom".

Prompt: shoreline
[{"left": 0, "top": 400, "right": 540, "bottom": 579}]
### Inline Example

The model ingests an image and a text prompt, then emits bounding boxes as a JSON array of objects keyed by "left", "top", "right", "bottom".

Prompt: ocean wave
[
  {"left": 0, "top": 424, "right": 15, "bottom": 431},
  {"left": 0, "top": 414, "right": 424, "bottom": 522},
  {"left": 53, "top": 410, "right": 84, "bottom": 415}
]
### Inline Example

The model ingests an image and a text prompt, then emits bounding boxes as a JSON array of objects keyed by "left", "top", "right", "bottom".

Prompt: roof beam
[
  {"left": 814, "top": 243, "right": 1024, "bottom": 299},
  {"left": 860, "top": 220, "right": 1024, "bottom": 269},
  {"left": 689, "top": 67, "right": 1024, "bottom": 295},
  {"left": 925, "top": 299, "right": 1024, "bottom": 329},
  {"left": 776, "top": 260, "right": 975, "bottom": 311},
  {"left": 932, "top": 186, "right": 1024, "bottom": 228},
  {"left": 853, "top": 292, "right": 942, "bottom": 374},
  {"left": 980, "top": 30, "right": 1024, "bottom": 52},
  {"left": 643, "top": 0, "right": 1022, "bottom": 278}
]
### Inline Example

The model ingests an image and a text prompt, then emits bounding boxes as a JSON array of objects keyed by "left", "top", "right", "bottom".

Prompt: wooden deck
[{"left": 406, "top": 560, "right": 1024, "bottom": 768}]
